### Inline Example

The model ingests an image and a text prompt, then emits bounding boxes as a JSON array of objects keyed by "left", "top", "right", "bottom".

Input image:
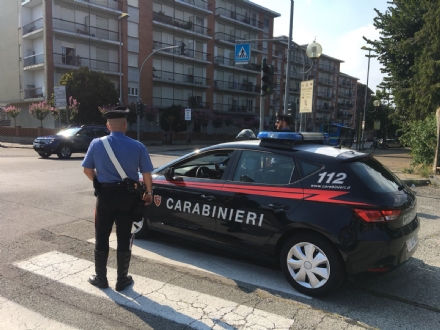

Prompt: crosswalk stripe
[
  {"left": 0, "top": 296, "right": 79, "bottom": 330},
  {"left": 15, "top": 251, "right": 295, "bottom": 329},
  {"left": 88, "top": 233, "right": 310, "bottom": 299}
]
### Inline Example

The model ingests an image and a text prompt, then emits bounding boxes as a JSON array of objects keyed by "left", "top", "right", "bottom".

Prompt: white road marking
[
  {"left": 15, "top": 251, "right": 295, "bottom": 329},
  {"left": 0, "top": 296, "right": 79, "bottom": 330},
  {"left": 88, "top": 233, "right": 310, "bottom": 299}
]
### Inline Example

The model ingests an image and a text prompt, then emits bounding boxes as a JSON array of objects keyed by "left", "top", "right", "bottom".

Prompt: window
[
  {"left": 170, "top": 150, "right": 233, "bottom": 179},
  {"left": 128, "top": 87, "right": 138, "bottom": 96},
  {"left": 233, "top": 151, "right": 296, "bottom": 184},
  {"left": 263, "top": 17, "right": 269, "bottom": 30},
  {"left": 296, "top": 159, "right": 323, "bottom": 178}
]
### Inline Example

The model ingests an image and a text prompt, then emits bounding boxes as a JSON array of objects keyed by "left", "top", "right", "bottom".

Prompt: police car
[{"left": 135, "top": 131, "right": 419, "bottom": 297}]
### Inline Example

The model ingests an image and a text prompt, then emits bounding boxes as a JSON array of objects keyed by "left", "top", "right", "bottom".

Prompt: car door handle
[
  {"left": 201, "top": 195, "right": 216, "bottom": 201},
  {"left": 269, "top": 203, "right": 289, "bottom": 210}
]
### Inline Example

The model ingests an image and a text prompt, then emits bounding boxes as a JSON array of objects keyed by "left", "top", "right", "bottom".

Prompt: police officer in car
[
  {"left": 82, "top": 107, "right": 154, "bottom": 291},
  {"left": 275, "top": 113, "right": 292, "bottom": 131}
]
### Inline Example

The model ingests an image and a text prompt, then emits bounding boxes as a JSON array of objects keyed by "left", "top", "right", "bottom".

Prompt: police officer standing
[
  {"left": 275, "top": 113, "right": 292, "bottom": 131},
  {"left": 82, "top": 107, "right": 154, "bottom": 291}
]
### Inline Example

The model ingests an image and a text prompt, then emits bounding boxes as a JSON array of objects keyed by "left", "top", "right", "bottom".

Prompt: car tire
[
  {"left": 38, "top": 153, "right": 51, "bottom": 158},
  {"left": 280, "top": 233, "right": 345, "bottom": 297},
  {"left": 134, "top": 215, "right": 150, "bottom": 239},
  {"left": 57, "top": 145, "right": 72, "bottom": 159}
]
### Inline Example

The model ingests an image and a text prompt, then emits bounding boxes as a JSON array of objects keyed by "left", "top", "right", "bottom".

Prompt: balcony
[
  {"left": 153, "top": 11, "right": 210, "bottom": 38},
  {"left": 24, "top": 87, "right": 43, "bottom": 99},
  {"left": 53, "top": 52, "right": 119, "bottom": 75},
  {"left": 153, "top": 41, "right": 210, "bottom": 63},
  {"left": 153, "top": 97, "right": 209, "bottom": 109},
  {"left": 23, "top": 53, "right": 44, "bottom": 69},
  {"left": 22, "top": 18, "right": 44, "bottom": 37},
  {"left": 153, "top": 70, "right": 209, "bottom": 87},
  {"left": 21, "top": 0, "right": 42, "bottom": 8},
  {"left": 315, "top": 105, "right": 334, "bottom": 111},
  {"left": 212, "top": 103, "right": 257, "bottom": 114},
  {"left": 339, "top": 80, "right": 352, "bottom": 87},
  {"left": 338, "top": 102, "right": 353, "bottom": 108},
  {"left": 338, "top": 92, "right": 353, "bottom": 98},
  {"left": 72, "top": 0, "right": 119, "bottom": 12},
  {"left": 318, "top": 63, "right": 336, "bottom": 72},
  {"left": 215, "top": 7, "right": 263, "bottom": 30},
  {"left": 175, "top": 0, "right": 211, "bottom": 12},
  {"left": 214, "top": 55, "right": 260, "bottom": 73},
  {"left": 317, "top": 91, "right": 334, "bottom": 99},
  {"left": 52, "top": 18, "right": 118, "bottom": 44},
  {"left": 337, "top": 112, "right": 353, "bottom": 118},
  {"left": 213, "top": 80, "right": 259, "bottom": 94},
  {"left": 214, "top": 32, "right": 261, "bottom": 52},
  {"left": 318, "top": 78, "right": 333, "bottom": 86}
]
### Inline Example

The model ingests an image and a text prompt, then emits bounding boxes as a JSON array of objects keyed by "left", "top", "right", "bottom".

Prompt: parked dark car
[
  {"left": 134, "top": 131, "right": 419, "bottom": 297},
  {"left": 379, "top": 138, "right": 403, "bottom": 148},
  {"left": 33, "top": 125, "right": 109, "bottom": 159}
]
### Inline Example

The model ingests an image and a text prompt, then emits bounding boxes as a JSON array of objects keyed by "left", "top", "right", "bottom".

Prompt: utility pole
[{"left": 283, "top": 0, "right": 294, "bottom": 116}]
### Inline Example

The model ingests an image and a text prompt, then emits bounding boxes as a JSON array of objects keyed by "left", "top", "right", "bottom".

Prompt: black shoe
[
  {"left": 89, "top": 249, "right": 109, "bottom": 289},
  {"left": 115, "top": 251, "right": 133, "bottom": 291},
  {"left": 88, "top": 274, "right": 109, "bottom": 288}
]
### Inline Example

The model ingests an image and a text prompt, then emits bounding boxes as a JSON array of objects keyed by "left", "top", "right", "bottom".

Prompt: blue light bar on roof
[{"left": 257, "top": 131, "right": 329, "bottom": 141}]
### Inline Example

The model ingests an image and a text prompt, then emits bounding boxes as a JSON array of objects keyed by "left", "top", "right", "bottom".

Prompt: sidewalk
[{"left": 1, "top": 140, "right": 438, "bottom": 187}]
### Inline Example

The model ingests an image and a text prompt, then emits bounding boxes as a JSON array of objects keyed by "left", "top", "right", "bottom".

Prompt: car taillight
[{"left": 353, "top": 209, "right": 401, "bottom": 223}]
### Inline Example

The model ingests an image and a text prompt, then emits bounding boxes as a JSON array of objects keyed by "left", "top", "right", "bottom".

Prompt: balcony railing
[
  {"left": 338, "top": 92, "right": 353, "bottom": 98},
  {"left": 213, "top": 80, "right": 259, "bottom": 93},
  {"left": 75, "top": 0, "right": 119, "bottom": 10},
  {"left": 318, "top": 64, "right": 335, "bottom": 72},
  {"left": 215, "top": 7, "right": 263, "bottom": 29},
  {"left": 317, "top": 92, "right": 335, "bottom": 99},
  {"left": 337, "top": 113, "right": 353, "bottom": 118},
  {"left": 153, "top": 97, "right": 209, "bottom": 109},
  {"left": 22, "top": 18, "right": 43, "bottom": 35},
  {"left": 24, "top": 87, "right": 43, "bottom": 99},
  {"left": 339, "top": 80, "right": 352, "bottom": 87},
  {"left": 153, "top": 41, "right": 210, "bottom": 62},
  {"left": 153, "top": 70, "right": 208, "bottom": 85},
  {"left": 52, "top": 18, "right": 118, "bottom": 42},
  {"left": 177, "top": 0, "right": 210, "bottom": 10},
  {"left": 338, "top": 102, "right": 353, "bottom": 108},
  {"left": 214, "top": 55, "right": 260, "bottom": 72},
  {"left": 315, "top": 105, "right": 335, "bottom": 111},
  {"left": 24, "top": 53, "right": 44, "bottom": 67},
  {"left": 53, "top": 52, "right": 118, "bottom": 72},
  {"left": 318, "top": 78, "right": 333, "bottom": 85},
  {"left": 212, "top": 103, "right": 257, "bottom": 114},
  {"left": 213, "top": 32, "right": 260, "bottom": 50},
  {"left": 153, "top": 12, "right": 209, "bottom": 36}
]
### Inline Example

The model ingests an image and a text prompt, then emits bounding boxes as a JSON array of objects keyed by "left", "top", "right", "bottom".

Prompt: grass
[{"left": 402, "top": 164, "right": 432, "bottom": 178}]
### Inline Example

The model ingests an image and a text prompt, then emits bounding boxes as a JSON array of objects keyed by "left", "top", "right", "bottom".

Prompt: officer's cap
[{"left": 103, "top": 106, "right": 129, "bottom": 119}]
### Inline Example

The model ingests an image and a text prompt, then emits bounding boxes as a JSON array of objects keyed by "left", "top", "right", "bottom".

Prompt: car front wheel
[
  {"left": 38, "top": 152, "right": 51, "bottom": 158},
  {"left": 57, "top": 145, "right": 72, "bottom": 159},
  {"left": 280, "top": 233, "right": 345, "bottom": 297},
  {"left": 134, "top": 213, "right": 151, "bottom": 239}
]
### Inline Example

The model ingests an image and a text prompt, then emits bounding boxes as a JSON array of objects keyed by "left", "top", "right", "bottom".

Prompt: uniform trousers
[{"left": 95, "top": 186, "right": 137, "bottom": 252}]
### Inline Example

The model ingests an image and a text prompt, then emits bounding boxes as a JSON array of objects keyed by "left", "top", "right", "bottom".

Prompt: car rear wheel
[
  {"left": 280, "top": 233, "right": 345, "bottom": 297},
  {"left": 57, "top": 145, "right": 72, "bottom": 159},
  {"left": 38, "top": 152, "right": 51, "bottom": 158}
]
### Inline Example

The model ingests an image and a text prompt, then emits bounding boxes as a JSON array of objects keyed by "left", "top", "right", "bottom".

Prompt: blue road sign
[{"left": 235, "top": 43, "right": 251, "bottom": 64}]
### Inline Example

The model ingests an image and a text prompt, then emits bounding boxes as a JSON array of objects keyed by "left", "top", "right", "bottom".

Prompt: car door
[
  {"left": 148, "top": 149, "right": 235, "bottom": 243},
  {"left": 73, "top": 127, "right": 95, "bottom": 151},
  {"left": 216, "top": 149, "right": 304, "bottom": 251}
]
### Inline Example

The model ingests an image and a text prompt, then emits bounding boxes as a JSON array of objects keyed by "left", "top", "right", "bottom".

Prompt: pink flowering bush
[
  {"left": 67, "top": 96, "right": 80, "bottom": 118},
  {"left": 4, "top": 105, "right": 21, "bottom": 126},
  {"left": 29, "top": 100, "right": 57, "bottom": 128}
]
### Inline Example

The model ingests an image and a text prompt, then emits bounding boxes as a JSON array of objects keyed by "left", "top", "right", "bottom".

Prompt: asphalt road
[{"left": 0, "top": 147, "right": 440, "bottom": 329}]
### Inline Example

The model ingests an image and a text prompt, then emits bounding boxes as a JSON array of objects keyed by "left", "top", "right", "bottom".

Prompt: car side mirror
[{"left": 163, "top": 167, "right": 183, "bottom": 181}]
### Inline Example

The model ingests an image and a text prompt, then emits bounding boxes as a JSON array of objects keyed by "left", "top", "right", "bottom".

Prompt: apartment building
[{"left": 0, "top": 0, "right": 358, "bottom": 133}]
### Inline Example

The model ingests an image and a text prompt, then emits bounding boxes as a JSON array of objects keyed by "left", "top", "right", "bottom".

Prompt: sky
[{"left": 251, "top": 0, "right": 390, "bottom": 93}]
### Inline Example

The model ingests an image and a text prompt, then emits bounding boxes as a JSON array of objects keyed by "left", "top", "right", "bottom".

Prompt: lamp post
[
  {"left": 118, "top": 13, "right": 130, "bottom": 106},
  {"left": 137, "top": 44, "right": 180, "bottom": 141},
  {"left": 360, "top": 46, "right": 376, "bottom": 150}
]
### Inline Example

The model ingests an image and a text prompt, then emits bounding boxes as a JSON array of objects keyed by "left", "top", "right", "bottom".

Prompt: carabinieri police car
[{"left": 135, "top": 131, "right": 419, "bottom": 297}]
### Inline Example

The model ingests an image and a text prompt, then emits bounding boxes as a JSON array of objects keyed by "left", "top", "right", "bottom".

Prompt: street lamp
[
  {"left": 360, "top": 46, "right": 376, "bottom": 150},
  {"left": 118, "top": 13, "right": 130, "bottom": 106},
  {"left": 136, "top": 44, "right": 181, "bottom": 141}
]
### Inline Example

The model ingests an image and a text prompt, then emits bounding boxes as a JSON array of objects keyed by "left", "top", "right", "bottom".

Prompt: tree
[
  {"left": 3, "top": 106, "right": 20, "bottom": 126},
  {"left": 159, "top": 105, "right": 186, "bottom": 132},
  {"left": 212, "top": 114, "right": 223, "bottom": 133},
  {"left": 59, "top": 67, "right": 119, "bottom": 124},
  {"left": 29, "top": 100, "right": 57, "bottom": 128}
]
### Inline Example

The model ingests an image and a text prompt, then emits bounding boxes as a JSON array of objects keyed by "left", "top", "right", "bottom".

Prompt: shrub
[{"left": 3, "top": 105, "right": 21, "bottom": 126}]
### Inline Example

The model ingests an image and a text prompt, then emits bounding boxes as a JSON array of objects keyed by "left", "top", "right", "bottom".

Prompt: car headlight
[{"left": 46, "top": 139, "right": 55, "bottom": 144}]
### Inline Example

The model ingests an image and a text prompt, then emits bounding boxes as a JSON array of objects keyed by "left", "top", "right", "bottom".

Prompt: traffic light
[
  {"left": 180, "top": 41, "right": 186, "bottom": 55},
  {"left": 261, "top": 58, "right": 274, "bottom": 96},
  {"left": 136, "top": 102, "right": 142, "bottom": 115}
]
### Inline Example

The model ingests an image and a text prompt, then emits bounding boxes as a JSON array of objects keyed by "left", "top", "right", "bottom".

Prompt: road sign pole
[{"left": 259, "top": 95, "right": 265, "bottom": 132}]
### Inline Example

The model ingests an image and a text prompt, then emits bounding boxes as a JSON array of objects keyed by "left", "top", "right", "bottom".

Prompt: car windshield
[
  {"left": 344, "top": 158, "right": 403, "bottom": 193},
  {"left": 56, "top": 127, "right": 82, "bottom": 137}
]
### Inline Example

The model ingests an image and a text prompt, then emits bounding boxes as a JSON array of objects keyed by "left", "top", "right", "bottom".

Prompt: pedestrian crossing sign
[{"left": 235, "top": 43, "right": 251, "bottom": 64}]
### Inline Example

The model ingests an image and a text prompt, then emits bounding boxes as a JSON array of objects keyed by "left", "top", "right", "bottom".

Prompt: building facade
[{"left": 0, "top": 0, "right": 359, "bottom": 134}]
